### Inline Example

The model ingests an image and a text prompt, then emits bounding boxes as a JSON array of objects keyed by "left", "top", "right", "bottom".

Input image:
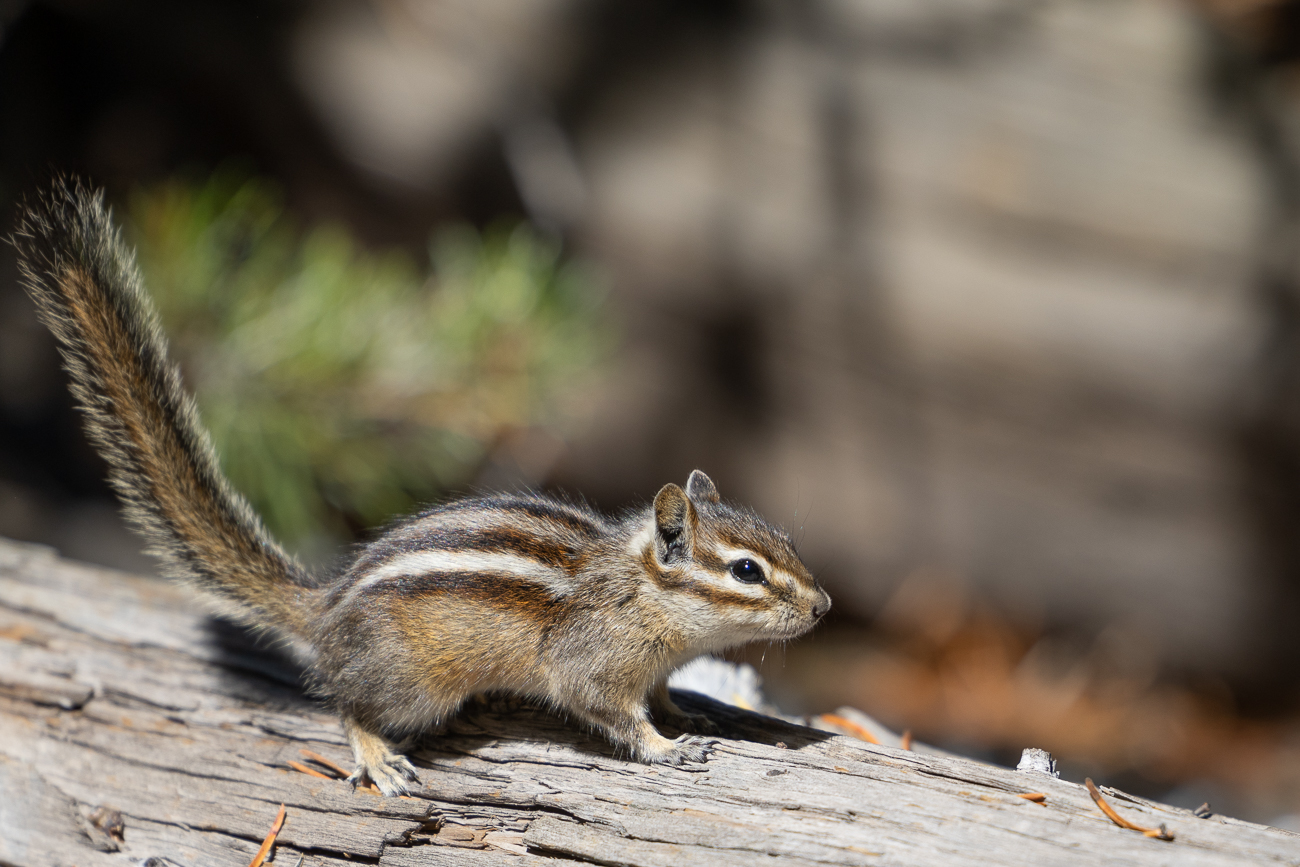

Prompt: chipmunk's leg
[
  {"left": 559, "top": 684, "right": 716, "bottom": 766},
  {"left": 342, "top": 715, "right": 420, "bottom": 796},
  {"left": 649, "top": 681, "right": 720, "bottom": 735}
]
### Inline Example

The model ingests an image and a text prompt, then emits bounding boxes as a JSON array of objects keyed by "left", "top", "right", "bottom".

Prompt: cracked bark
[{"left": 0, "top": 537, "right": 1295, "bottom": 866}]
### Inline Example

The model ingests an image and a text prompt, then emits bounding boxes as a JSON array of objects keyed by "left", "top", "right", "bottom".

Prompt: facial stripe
[
  {"left": 694, "top": 549, "right": 728, "bottom": 572},
  {"left": 635, "top": 531, "right": 777, "bottom": 610},
  {"left": 678, "top": 581, "right": 771, "bottom": 610},
  {"left": 718, "top": 533, "right": 815, "bottom": 587},
  {"left": 639, "top": 543, "right": 673, "bottom": 590},
  {"left": 765, "top": 572, "right": 798, "bottom": 604},
  {"left": 716, "top": 546, "right": 771, "bottom": 573}
]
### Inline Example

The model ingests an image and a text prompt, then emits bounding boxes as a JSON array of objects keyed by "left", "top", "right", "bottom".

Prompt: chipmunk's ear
[
  {"left": 685, "top": 470, "right": 720, "bottom": 504},
  {"left": 653, "top": 483, "right": 696, "bottom": 564}
]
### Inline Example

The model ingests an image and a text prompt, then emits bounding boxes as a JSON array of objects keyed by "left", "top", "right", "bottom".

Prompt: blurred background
[{"left": 3, "top": 0, "right": 1300, "bottom": 827}]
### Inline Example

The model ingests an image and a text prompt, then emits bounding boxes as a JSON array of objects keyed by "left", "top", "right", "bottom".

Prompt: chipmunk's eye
[{"left": 730, "top": 558, "right": 766, "bottom": 584}]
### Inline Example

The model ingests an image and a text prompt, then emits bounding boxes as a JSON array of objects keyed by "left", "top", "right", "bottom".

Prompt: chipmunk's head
[{"left": 645, "top": 470, "right": 830, "bottom": 649}]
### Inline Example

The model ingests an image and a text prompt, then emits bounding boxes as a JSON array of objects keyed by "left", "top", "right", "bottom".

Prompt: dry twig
[
  {"left": 1085, "top": 779, "right": 1174, "bottom": 841},
  {"left": 246, "top": 803, "right": 287, "bottom": 867},
  {"left": 300, "top": 749, "right": 350, "bottom": 778},
  {"left": 287, "top": 760, "right": 333, "bottom": 780}
]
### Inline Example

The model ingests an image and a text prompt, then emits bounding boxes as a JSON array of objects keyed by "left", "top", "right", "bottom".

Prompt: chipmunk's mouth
[{"left": 768, "top": 613, "right": 821, "bottom": 640}]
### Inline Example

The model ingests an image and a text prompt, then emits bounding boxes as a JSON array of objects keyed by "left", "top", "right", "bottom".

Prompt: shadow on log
[{"left": 0, "top": 537, "right": 1295, "bottom": 866}]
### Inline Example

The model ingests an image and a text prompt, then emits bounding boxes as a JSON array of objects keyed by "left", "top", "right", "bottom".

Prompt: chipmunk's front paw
[
  {"left": 625, "top": 719, "right": 719, "bottom": 767},
  {"left": 348, "top": 754, "right": 420, "bottom": 796},
  {"left": 659, "top": 734, "right": 717, "bottom": 765}
]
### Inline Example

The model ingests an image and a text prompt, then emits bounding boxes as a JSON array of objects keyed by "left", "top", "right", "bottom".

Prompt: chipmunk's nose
[{"left": 812, "top": 591, "right": 832, "bottom": 619}]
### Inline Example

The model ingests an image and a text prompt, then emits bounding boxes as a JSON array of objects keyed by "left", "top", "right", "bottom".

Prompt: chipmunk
[{"left": 12, "top": 179, "right": 831, "bottom": 796}]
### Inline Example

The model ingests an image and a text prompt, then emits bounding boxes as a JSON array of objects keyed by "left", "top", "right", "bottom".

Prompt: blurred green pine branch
[{"left": 125, "top": 170, "right": 608, "bottom": 554}]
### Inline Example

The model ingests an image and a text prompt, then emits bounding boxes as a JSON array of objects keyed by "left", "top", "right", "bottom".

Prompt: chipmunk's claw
[
  {"left": 343, "top": 716, "right": 420, "bottom": 796},
  {"left": 665, "top": 734, "right": 718, "bottom": 765}
]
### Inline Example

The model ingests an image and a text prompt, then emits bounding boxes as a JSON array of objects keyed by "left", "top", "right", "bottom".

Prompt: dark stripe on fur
[
  {"left": 459, "top": 496, "right": 605, "bottom": 536},
  {"left": 678, "top": 581, "right": 771, "bottom": 610}
]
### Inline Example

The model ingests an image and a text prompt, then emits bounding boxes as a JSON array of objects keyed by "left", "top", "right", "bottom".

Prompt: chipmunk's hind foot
[
  {"left": 631, "top": 725, "right": 718, "bottom": 766},
  {"left": 343, "top": 715, "right": 420, "bottom": 796}
]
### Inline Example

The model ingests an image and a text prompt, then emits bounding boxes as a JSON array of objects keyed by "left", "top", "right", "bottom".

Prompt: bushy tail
[{"left": 13, "top": 178, "right": 317, "bottom": 641}]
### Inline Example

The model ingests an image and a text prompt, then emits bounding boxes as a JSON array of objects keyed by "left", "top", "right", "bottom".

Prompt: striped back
[{"left": 334, "top": 493, "right": 611, "bottom": 608}]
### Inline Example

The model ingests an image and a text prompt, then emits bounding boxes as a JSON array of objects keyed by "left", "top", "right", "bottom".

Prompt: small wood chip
[
  {"left": 819, "top": 714, "right": 881, "bottom": 745},
  {"left": 1017, "top": 792, "right": 1047, "bottom": 804},
  {"left": 246, "top": 803, "right": 286, "bottom": 867},
  {"left": 299, "top": 749, "right": 349, "bottom": 779},
  {"left": 900, "top": 730, "right": 913, "bottom": 751},
  {"left": 287, "top": 760, "right": 333, "bottom": 780},
  {"left": 439, "top": 825, "right": 488, "bottom": 848},
  {"left": 483, "top": 830, "right": 529, "bottom": 855},
  {"left": 1085, "top": 779, "right": 1174, "bottom": 841}
]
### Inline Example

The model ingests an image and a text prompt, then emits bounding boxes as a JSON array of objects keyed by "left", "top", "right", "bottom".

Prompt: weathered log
[{"left": 0, "top": 536, "right": 1294, "bottom": 866}]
